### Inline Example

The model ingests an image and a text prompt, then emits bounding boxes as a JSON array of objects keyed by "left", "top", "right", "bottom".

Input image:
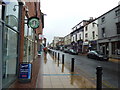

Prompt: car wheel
[{"left": 87, "top": 55, "right": 90, "bottom": 58}]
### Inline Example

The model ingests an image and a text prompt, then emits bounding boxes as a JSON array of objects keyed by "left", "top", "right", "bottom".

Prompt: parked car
[
  {"left": 87, "top": 51, "right": 109, "bottom": 61},
  {"left": 63, "top": 48, "right": 69, "bottom": 53},
  {"left": 69, "top": 49, "right": 78, "bottom": 55}
]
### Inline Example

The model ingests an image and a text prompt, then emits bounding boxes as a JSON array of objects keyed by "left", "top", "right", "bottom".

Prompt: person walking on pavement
[{"left": 43, "top": 47, "right": 48, "bottom": 54}]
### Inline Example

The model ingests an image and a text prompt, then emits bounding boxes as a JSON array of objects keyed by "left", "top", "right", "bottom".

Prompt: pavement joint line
[
  {"left": 42, "top": 74, "right": 81, "bottom": 76},
  {"left": 102, "top": 80, "right": 116, "bottom": 88}
]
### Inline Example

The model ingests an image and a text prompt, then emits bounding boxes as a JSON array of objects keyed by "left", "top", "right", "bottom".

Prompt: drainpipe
[{"left": 17, "top": 1, "right": 24, "bottom": 78}]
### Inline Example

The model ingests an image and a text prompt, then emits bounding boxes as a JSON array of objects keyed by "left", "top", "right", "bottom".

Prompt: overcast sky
[{"left": 41, "top": 0, "right": 120, "bottom": 43}]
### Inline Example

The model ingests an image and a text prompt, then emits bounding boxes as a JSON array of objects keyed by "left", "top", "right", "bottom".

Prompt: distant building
[
  {"left": 71, "top": 20, "right": 92, "bottom": 53},
  {"left": 53, "top": 36, "right": 64, "bottom": 50},
  {"left": 64, "top": 34, "right": 71, "bottom": 49}
]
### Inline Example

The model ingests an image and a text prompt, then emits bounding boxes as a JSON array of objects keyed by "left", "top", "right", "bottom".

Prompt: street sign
[
  {"left": 27, "top": 17, "right": 40, "bottom": 29},
  {"left": 18, "top": 63, "right": 32, "bottom": 82}
]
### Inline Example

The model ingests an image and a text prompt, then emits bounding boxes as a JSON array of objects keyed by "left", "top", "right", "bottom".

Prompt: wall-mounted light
[{"left": 13, "top": 5, "right": 19, "bottom": 11}]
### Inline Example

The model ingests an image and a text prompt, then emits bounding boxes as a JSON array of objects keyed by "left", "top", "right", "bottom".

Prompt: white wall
[{"left": 84, "top": 20, "right": 98, "bottom": 42}]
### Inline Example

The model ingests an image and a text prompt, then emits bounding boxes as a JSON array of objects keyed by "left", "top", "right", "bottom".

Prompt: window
[
  {"left": 102, "top": 28, "right": 105, "bottom": 37},
  {"left": 85, "top": 33, "right": 88, "bottom": 38},
  {"left": 2, "top": 1, "right": 19, "bottom": 88},
  {"left": 79, "top": 34, "right": 81, "bottom": 40},
  {"left": 92, "top": 23, "right": 95, "bottom": 27},
  {"left": 85, "top": 26, "right": 88, "bottom": 31},
  {"left": 73, "top": 37, "right": 74, "bottom": 42},
  {"left": 115, "top": 9, "right": 120, "bottom": 17},
  {"left": 116, "top": 22, "right": 120, "bottom": 34},
  {"left": 92, "top": 31, "right": 95, "bottom": 39},
  {"left": 0, "top": 5, "right": 2, "bottom": 19},
  {"left": 5, "top": 2, "right": 19, "bottom": 30},
  {"left": 76, "top": 34, "right": 77, "bottom": 41},
  {"left": 101, "top": 17, "right": 105, "bottom": 23}
]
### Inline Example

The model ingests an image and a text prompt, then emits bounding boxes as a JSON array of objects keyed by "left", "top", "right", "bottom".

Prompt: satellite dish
[{"left": 6, "top": 15, "right": 18, "bottom": 27}]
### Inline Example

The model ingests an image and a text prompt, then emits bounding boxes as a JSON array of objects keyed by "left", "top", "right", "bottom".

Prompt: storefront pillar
[
  {"left": 109, "top": 41, "right": 112, "bottom": 57},
  {"left": 0, "top": 21, "right": 2, "bottom": 90}
]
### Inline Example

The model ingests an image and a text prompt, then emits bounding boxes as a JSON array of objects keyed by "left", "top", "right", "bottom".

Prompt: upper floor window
[
  {"left": 102, "top": 28, "right": 105, "bottom": 37},
  {"left": 101, "top": 17, "right": 105, "bottom": 23},
  {"left": 116, "top": 22, "right": 120, "bottom": 34},
  {"left": 76, "top": 34, "right": 77, "bottom": 41},
  {"left": 92, "top": 23, "right": 95, "bottom": 27},
  {"left": 79, "top": 34, "right": 81, "bottom": 40},
  {"left": 85, "top": 33, "right": 88, "bottom": 38},
  {"left": 5, "top": 1, "right": 19, "bottom": 30},
  {"left": 85, "top": 26, "right": 88, "bottom": 31},
  {"left": 115, "top": 9, "right": 120, "bottom": 17},
  {"left": 92, "top": 31, "right": 95, "bottom": 39},
  {"left": 73, "top": 37, "right": 74, "bottom": 42}
]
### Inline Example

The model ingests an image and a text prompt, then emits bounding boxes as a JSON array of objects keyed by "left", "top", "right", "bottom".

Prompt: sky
[{"left": 41, "top": 0, "right": 120, "bottom": 43}]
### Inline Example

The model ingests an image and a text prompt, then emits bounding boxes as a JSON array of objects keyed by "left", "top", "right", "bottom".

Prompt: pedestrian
[{"left": 43, "top": 47, "right": 48, "bottom": 54}]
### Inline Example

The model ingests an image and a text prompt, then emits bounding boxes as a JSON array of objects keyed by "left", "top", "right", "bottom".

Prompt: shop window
[
  {"left": 2, "top": 26, "right": 18, "bottom": 87},
  {"left": 2, "top": 1, "right": 19, "bottom": 88},
  {"left": 24, "top": 17, "right": 34, "bottom": 62}
]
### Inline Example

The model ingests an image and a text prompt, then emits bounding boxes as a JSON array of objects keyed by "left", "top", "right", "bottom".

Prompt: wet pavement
[
  {"left": 50, "top": 50, "right": 119, "bottom": 88},
  {"left": 42, "top": 52, "right": 96, "bottom": 88}
]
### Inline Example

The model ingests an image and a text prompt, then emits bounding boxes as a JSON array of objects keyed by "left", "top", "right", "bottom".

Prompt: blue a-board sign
[{"left": 19, "top": 63, "right": 32, "bottom": 82}]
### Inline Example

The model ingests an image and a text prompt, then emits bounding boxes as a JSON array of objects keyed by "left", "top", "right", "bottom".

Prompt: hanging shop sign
[
  {"left": 18, "top": 63, "right": 32, "bottom": 82},
  {"left": 27, "top": 17, "right": 40, "bottom": 29}
]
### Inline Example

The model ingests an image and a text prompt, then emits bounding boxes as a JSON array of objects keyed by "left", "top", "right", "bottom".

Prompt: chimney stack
[{"left": 118, "top": 1, "right": 120, "bottom": 5}]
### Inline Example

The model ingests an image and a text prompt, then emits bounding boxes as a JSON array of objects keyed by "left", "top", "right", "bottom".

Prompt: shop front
[{"left": 0, "top": 1, "right": 20, "bottom": 88}]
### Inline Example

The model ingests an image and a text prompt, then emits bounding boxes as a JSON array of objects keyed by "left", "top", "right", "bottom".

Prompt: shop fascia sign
[{"left": 27, "top": 17, "right": 40, "bottom": 29}]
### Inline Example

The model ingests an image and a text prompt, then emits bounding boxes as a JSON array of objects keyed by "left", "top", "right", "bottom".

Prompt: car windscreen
[{"left": 96, "top": 51, "right": 104, "bottom": 55}]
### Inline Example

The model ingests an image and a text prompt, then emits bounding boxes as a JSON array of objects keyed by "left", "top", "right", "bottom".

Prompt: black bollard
[
  {"left": 55, "top": 52, "right": 56, "bottom": 59},
  {"left": 71, "top": 58, "right": 74, "bottom": 72},
  {"left": 58, "top": 53, "right": 60, "bottom": 66},
  {"left": 58, "top": 53, "right": 59, "bottom": 60},
  {"left": 54, "top": 52, "right": 56, "bottom": 62},
  {"left": 62, "top": 54, "right": 64, "bottom": 64},
  {"left": 53, "top": 51, "right": 54, "bottom": 59},
  {"left": 96, "top": 66, "right": 103, "bottom": 90}
]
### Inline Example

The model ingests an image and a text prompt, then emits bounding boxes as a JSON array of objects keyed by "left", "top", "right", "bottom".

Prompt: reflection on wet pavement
[{"left": 42, "top": 53, "right": 96, "bottom": 88}]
